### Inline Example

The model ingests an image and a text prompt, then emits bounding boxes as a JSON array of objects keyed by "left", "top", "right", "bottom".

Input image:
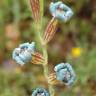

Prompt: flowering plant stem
[
  {"left": 33, "top": 0, "right": 55, "bottom": 95},
  {"left": 42, "top": 45, "right": 55, "bottom": 96},
  {"left": 35, "top": 23, "right": 55, "bottom": 96}
]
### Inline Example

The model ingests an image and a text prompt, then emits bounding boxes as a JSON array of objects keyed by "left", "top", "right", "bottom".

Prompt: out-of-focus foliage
[{"left": 0, "top": 0, "right": 96, "bottom": 96}]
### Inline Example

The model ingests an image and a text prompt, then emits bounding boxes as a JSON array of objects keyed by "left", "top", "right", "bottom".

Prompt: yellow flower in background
[
  {"left": 15, "top": 67, "right": 22, "bottom": 74},
  {"left": 71, "top": 47, "right": 82, "bottom": 58}
]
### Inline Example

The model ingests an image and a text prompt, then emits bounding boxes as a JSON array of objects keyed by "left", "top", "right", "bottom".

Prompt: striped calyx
[
  {"left": 43, "top": 17, "right": 58, "bottom": 44},
  {"left": 30, "top": 0, "right": 41, "bottom": 22}
]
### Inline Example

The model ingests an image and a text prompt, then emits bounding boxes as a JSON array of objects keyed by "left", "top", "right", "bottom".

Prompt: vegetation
[{"left": 0, "top": 0, "right": 96, "bottom": 96}]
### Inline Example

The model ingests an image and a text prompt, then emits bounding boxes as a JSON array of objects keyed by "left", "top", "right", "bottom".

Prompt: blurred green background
[{"left": 0, "top": 0, "right": 96, "bottom": 96}]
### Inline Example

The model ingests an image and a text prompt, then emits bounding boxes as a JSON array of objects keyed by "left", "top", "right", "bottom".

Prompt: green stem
[
  {"left": 42, "top": 45, "right": 55, "bottom": 96},
  {"left": 34, "top": 0, "right": 55, "bottom": 95},
  {"left": 35, "top": 20, "right": 55, "bottom": 96},
  {"left": 40, "top": 0, "right": 44, "bottom": 18}
]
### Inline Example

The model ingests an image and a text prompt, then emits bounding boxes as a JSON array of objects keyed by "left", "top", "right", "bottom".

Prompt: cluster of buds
[{"left": 12, "top": 0, "right": 76, "bottom": 96}]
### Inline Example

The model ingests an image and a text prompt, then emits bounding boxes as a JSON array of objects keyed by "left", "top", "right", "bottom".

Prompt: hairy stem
[
  {"left": 40, "top": 0, "right": 44, "bottom": 18},
  {"left": 35, "top": 21, "right": 55, "bottom": 96},
  {"left": 34, "top": 0, "right": 55, "bottom": 95},
  {"left": 42, "top": 45, "right": 55, "bottom": 96}
]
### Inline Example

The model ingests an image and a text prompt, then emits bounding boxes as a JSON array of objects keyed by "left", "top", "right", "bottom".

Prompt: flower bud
[
  {"left": 32, "top": 88, "right": 49, "bottom": 96},
  {"left": 12, "top": 42, "right": 35, "bottom": 65},
  {"left": 54, "top": 63, "right": 76, "bottom": 86},
  {"left": 49, "top": 1, "right": 73, "bottom": 22}
]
